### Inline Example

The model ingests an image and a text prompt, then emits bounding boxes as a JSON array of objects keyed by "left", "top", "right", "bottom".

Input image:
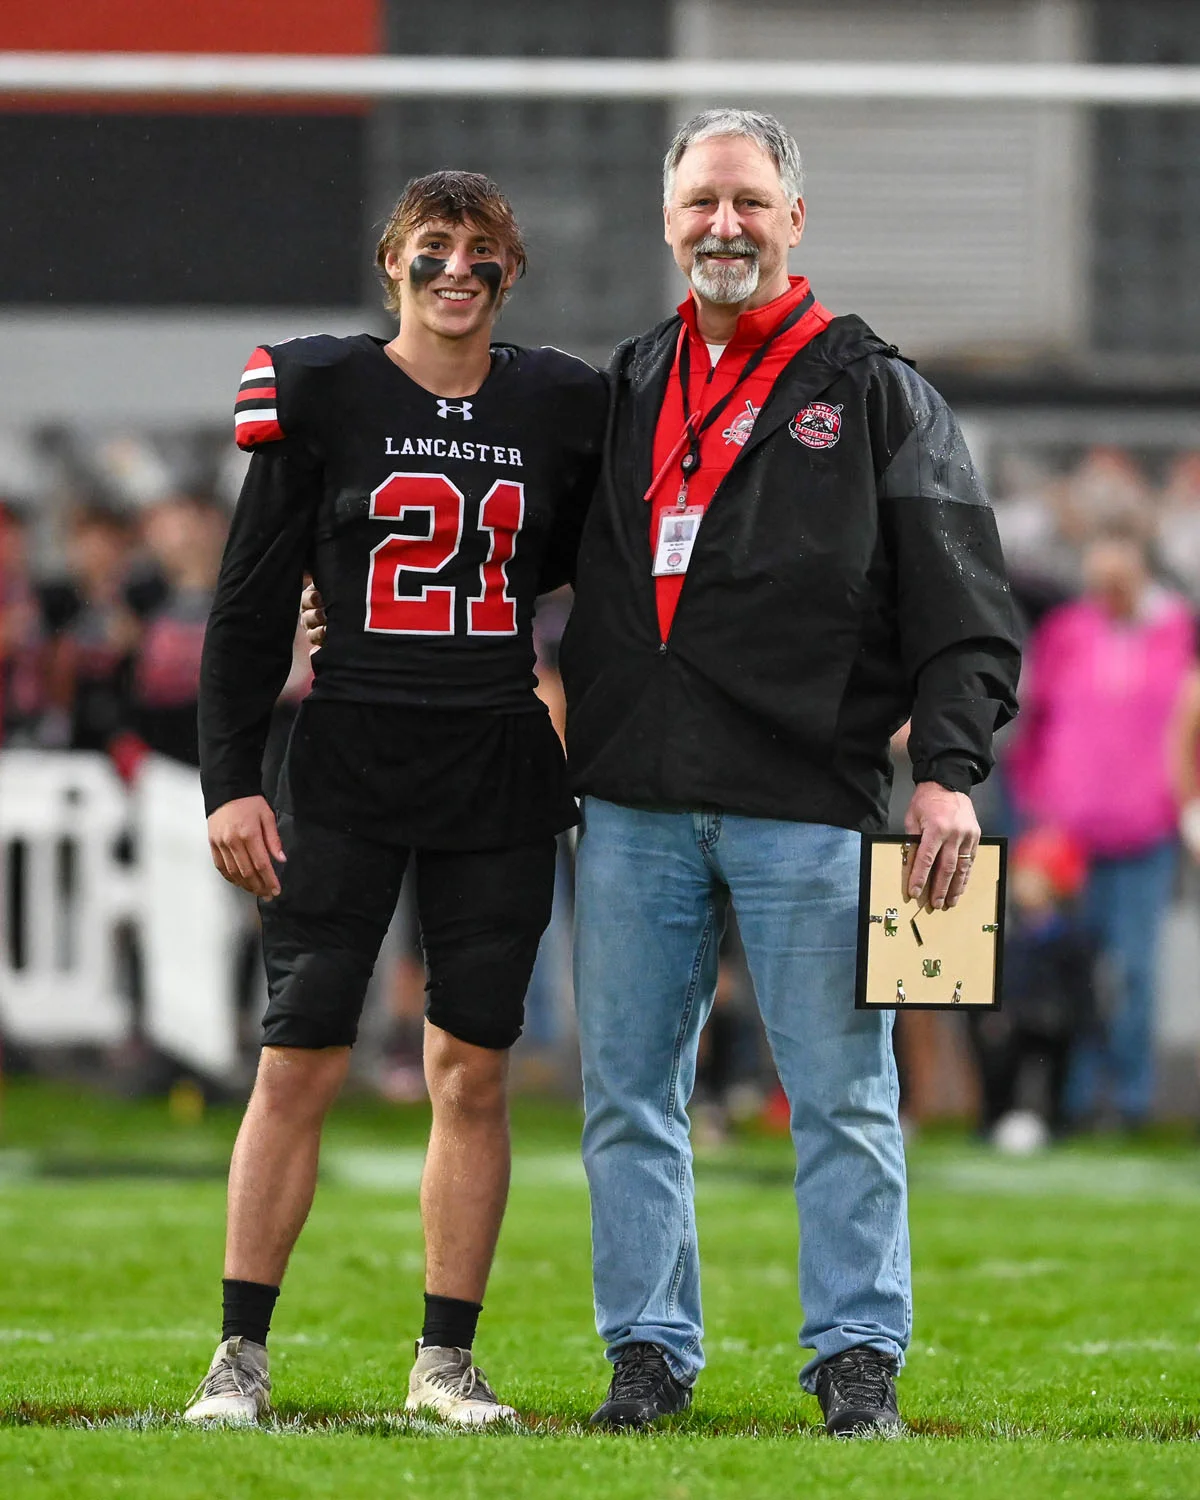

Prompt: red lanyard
[{"left": 644, "top": 290, "right": 815, "bottom": 505}]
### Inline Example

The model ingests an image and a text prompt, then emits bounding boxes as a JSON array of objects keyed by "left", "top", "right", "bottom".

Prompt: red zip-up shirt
[{"left": 648, "top": 275, "right": 832, "bottom": 640}]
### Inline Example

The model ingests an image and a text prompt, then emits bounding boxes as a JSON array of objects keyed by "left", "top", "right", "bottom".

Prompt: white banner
[
  {"left": 135, "top": 756, "right": 243, "bottom": 1080},
  {"left": 0, "top": 750, "right": 242, "bottom": 1078},
  {"left": 0, "top": 751, "right": 133, "bottom": 1047}
]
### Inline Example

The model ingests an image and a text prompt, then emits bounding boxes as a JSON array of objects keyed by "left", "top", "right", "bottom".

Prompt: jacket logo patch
[
  {"left": 789, "top": 401, "right": 843, "bottom": 449},
  {"left": 721, "top": 399, "right": 760, "bottom": 448}
]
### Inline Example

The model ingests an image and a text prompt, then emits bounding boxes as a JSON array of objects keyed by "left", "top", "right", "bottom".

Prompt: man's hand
[
  {"left": 208, "top": 795, "right": 286, "bottom": 900},
  {"left": 301, "top": 582, "right": 326, "bottom": 651},
  {"left": 903, "top": 782, "right": 980, "bottom": 910}
]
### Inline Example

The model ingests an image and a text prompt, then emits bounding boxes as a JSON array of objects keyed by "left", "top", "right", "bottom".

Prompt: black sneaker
[
  {"left": 589, "top": 1343, "right": 693, "bottom": 1430},
  {"left": 814, "top": 1347, "right": 902, "bottom": 1436}
]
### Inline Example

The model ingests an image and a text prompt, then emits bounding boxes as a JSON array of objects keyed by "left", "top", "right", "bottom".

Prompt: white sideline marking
[
  {"left": 325, "top": 1145, "right": 1200, "bottom": 1204},
  {"left": 919, "top": 1258, "right": 1067, "bottom": 1281},
  {"left": 1063, "top": 1338, "right": 1182, "bottom": 1356},
  {"left": 323, "top": 1149, "right": 586, "bottom": 1192},
  {"left": 4, "top": 1142, "right": 1198, "bottom": 1206},
  {"left": 0, "top": 1151, "right": 37, "bottom": 1180},
  {"left": 0, "top": 1328, "right": 210, "bottom": 1344},
  {"left": 914, "top": 1154, "right": 1200, "bottom": 1204},
  {"left": 973, "top": 1258, "right": 1066, "bottom": 1279}
]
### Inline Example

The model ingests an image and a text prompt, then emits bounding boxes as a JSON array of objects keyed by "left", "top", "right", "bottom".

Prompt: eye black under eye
[{"left": 409, "top": 253, "right": 452, "bottom": 287}]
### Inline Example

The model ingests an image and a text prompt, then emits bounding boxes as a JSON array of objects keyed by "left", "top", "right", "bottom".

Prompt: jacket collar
[
  {"left": 677, "top": 274, "right": 817, "bottom": 355},
  {"left": 616, "top": 312, "right": 893, "bottom": 489}
]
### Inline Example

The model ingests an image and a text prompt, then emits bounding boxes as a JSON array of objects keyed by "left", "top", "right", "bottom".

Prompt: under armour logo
[{"left": 436, "top": 399, "right": 473, "bottom": 421}]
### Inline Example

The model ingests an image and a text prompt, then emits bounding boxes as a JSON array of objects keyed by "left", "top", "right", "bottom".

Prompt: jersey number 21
[{"left": 365, "top": 471, "right": 523, "bottom": 637}]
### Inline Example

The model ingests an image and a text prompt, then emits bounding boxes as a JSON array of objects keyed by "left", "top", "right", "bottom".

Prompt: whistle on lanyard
[{"left": 643, "top": 417, "right": 699, "bottom": 505}]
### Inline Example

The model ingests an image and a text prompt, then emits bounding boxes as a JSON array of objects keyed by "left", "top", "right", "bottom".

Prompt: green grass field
[{"left": 3, "top": 1079, "right": 1200, "bottom": 1498}]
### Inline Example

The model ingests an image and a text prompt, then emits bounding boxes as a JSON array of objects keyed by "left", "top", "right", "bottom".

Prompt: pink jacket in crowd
[{"left": 1007, "top": 589, "right": 1195, "bottom": 858}]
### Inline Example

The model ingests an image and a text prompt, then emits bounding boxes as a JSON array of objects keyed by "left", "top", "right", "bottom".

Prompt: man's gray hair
[{"left": 662, "top": 108, "right": 804, "bottom": 205}]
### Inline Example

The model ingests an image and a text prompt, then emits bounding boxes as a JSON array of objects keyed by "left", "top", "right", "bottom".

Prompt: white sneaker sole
[
  {"left": 404, "top": 1394, "right": 519, "bottom": 1427},
  {"left": 183, "top": 1395, "right": 266, "bottom": 1426}
]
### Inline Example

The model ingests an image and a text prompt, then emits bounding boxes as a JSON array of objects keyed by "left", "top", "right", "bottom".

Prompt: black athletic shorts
[{"left": 259, "top": 814, "right": 557, "bottom": 1052}]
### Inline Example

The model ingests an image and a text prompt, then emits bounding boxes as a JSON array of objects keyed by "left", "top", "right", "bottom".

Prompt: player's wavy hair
[
  {"left": 662, "top": 108, "right": 804, "bottom": 204},
  {"left": 375, "top": 170, "right": 528, "bottom": 318}
]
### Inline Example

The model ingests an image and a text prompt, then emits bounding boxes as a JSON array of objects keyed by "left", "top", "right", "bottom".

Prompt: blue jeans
[
  {"left": 573, "top": 797, "right": 911, "bottom": 1392},
  {"left": 1068, "top": 837, "right": 1177, "bottom": 1123}
]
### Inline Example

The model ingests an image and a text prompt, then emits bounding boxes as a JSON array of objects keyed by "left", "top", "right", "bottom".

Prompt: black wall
[
  {"left": 1, "top": 0, "right": 672, "bottom": 351},
  {"left": 1093, "top": 3, "right": 1200, "bottom": 354},
  {"left": 1, "top": 113, "right": 366, "bottom": 305},
  {"left": 372, "top": 0, "right": 672, "bottom": 358}
]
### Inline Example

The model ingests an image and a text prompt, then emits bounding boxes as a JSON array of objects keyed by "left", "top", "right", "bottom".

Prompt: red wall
[
  {"left": 0, "top": 1, "right": 380, "bottom": 54},
  {"left": 0, "top": 1, "right": 382, "bottom": 110}
]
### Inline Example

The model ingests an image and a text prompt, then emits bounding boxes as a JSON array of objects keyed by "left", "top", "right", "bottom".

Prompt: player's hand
[
  {"left": 301, "top": 582, "right": 326, "bottom": 651},
  {"left": 208, "top": 795, "right": 286, "bottom": 900},
  {"left": 903, "top": 782, "right": 980, "bottom": 910}
]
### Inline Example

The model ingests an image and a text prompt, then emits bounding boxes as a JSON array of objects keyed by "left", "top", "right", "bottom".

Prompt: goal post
[{"left": 1, "top": 53, "right": 1200, "bottom": 104}]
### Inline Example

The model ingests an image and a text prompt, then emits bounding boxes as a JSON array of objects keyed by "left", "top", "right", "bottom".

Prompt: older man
[{"left": 561, "top": 109, "right": 1021, "bottom": 1434}]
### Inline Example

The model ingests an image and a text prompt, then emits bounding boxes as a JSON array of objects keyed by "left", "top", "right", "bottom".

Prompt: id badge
[{"left": 653, "top": 506, "right": 705, "bottom": 577}]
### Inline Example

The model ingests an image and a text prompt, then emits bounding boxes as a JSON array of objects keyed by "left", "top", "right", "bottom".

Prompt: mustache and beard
[{"left": 688, "top": 235, "right": 760, "bottom": 304}]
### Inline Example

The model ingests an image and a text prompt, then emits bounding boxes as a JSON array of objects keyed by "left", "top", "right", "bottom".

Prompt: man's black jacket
[{"left": 560, "top": 312, "right": 1022, "bottom": 830}]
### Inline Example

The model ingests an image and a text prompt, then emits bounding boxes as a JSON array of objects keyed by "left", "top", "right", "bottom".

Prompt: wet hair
[
  {"left": 375, "top": 170, "right": 527, "bottom": 318},
  {"left": 663, "top": 108, "right": 804, "bottom": 205}
]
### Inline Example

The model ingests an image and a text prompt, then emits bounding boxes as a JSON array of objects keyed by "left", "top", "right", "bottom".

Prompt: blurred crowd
[
  {"left": 996, "top": 443, "right": 1200, "bottom": 620},
  {"left": 0, "top": 464, "right": 575, "bottom": 1101},
  {"left": 4, "top": 437, "right": 1200, "bottom": 1142},
  {"left": 0, "top": 492, "right": 311, "bottom": 779},
  {"left": 902, "top": 442, "right": 1200, "bottom": 1146}
]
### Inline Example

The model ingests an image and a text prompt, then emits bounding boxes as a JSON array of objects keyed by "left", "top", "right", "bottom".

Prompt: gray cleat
[
  {"left": 405, "top": 1340, "right": 518, "bottom": 1426},
  {"left": 183, "top": 1336, "right": 271, "bottom": 1425}
]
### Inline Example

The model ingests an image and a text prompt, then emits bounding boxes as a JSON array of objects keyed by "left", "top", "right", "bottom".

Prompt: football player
[{"left": 184, "top": 171, "right": 605, "bottom": 1427}]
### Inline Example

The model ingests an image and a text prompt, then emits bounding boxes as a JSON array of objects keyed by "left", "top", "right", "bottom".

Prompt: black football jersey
[{"left": 199, "top": 334, "right": 606, "bottom": 815}]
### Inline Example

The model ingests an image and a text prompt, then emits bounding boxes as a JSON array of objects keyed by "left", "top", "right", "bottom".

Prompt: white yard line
[
  {"left": 322, "top": 1149, "right": 587, "bottom": 1192},
  {"left": 912, "top": 1153, "right": 1200, "bottom": 1204}
]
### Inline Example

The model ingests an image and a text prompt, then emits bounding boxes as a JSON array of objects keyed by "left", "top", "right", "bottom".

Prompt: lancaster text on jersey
[{"left": 384, "top": 436, "right": 523, "bottom": 465}]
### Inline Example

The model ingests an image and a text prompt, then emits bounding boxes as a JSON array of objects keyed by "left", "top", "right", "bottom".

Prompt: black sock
[
  {"left": 222, "top": 1278, "right": 280, "bottom": 1348},
  {"left": 422, "top": 1293, "right": 482, "bottom": 1351}
]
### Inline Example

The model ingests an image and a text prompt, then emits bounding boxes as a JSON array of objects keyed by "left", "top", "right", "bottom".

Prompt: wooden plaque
[{"left": 855, "top": 835, "right": 1006, "bottom": 1010}]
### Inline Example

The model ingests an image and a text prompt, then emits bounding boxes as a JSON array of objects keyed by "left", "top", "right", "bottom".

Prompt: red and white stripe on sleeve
[{"left": 234, "top": 347, "right": 284, "bottom": 449}]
